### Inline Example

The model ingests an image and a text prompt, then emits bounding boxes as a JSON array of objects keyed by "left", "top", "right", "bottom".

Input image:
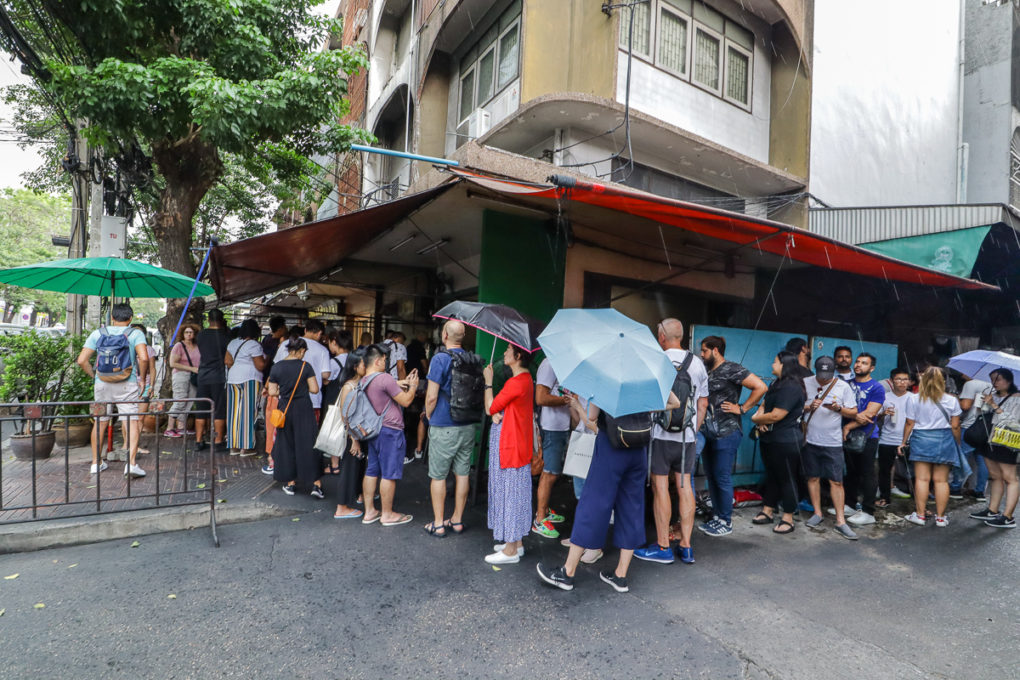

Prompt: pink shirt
[
  {"left": 363, "top": 372, "right": 404, "bottom": 430},
  {"left": 171, "top": 342, "right": 202, "bottom": 375}
]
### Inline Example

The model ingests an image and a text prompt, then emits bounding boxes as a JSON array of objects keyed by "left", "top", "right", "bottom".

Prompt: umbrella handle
[{"left": 167, "top": 240, "right": 215, "bottom": 349}]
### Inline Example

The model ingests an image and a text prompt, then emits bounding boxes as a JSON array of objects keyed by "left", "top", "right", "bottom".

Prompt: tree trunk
[{"left": 150, "top": 135, "right": 223, "bottom": 396}]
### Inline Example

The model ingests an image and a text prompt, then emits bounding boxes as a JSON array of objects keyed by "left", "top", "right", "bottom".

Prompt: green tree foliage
[
  {"left": 0, "top": 188, "right": 68, "bottom": 324},
  {"left": 0, "top": 331, "right": 84, "bottom": 430}
]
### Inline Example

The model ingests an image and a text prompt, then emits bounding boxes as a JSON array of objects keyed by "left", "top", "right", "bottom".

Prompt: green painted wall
[{"left": 476, "top": 209, "right": 565, "bottom": 363}]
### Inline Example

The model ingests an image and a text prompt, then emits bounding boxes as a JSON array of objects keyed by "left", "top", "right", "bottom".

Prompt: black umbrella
[{"left": 433, "top": 301, "right": 545, "bottom": 355}]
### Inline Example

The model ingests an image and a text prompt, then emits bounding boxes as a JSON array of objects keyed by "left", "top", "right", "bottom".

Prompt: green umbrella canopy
[{"left": 0, "top": 256, "right": 214, "bottom": 298}]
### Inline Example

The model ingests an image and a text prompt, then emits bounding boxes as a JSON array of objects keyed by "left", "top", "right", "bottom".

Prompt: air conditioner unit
[{"left": 466, "top": 109, "right": 491, "bottom": 138}]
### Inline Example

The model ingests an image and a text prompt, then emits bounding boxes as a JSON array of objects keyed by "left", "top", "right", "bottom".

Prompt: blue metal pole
[
  {"left": 167, "top": 241, "right": 214, "bottom": 348},
  {"left": 349, "top": 143, "right": 460, "bottom": 167}
]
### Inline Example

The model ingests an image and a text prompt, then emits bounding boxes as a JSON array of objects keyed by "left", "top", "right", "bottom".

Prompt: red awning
[
  {"left": 210, "top": 184, "right": 453, "bottom": 302},
  {"left": 451, "top": 169, "right": 998, "bottom": 292}
]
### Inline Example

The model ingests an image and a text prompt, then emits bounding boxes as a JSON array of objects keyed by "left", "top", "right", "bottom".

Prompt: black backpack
[
  {"left": 602, "top": 410, "right": 654, "bottom": 449},
  {"left": 655, "top": 352, "right": 696, "bottom": 433},
  {"left": 439, "top": 348, "right": 485, "bottom": 423}
]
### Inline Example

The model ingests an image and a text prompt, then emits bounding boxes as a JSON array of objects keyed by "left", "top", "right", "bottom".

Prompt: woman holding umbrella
[
  {"left": 482, "top": 344, "right": 535, "bottom": 564},
  {"left": 970, "top": 368, "right": 1020, "bottom": 528}
]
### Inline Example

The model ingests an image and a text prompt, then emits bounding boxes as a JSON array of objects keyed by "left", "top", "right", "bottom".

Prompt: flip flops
[
  {"left": 334, "top": 510, "right": 363, "bottom": 520},
  {"left": 381, "top": 514, "right": 413, "bottom": 527},
  {"left": 361, "top": 514, "right": 381, "bottom": 525},
  {"left": 773, "top": 520, "right": 795, "bottom": 535},
  {"left": 752, "top": 512, "right": 774, "bottom": 525}
]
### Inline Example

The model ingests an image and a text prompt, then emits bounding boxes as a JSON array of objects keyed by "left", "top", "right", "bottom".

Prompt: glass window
[
  {"left": 693, "top": 26, "right": 721, "bottom": 91},
  {"left": 725, "top": 44, "right": 750, "bottom": 105},
  {"left": 477, "top": 47, "right": 496, "bottom": 104},
  {"left": 497, "top": 22, "right": 520, "bottom": 89},
  {"left": 618, "top": 2, "right": 651, "bottom": 56},
  {"left": 657, "top": 8, "right": 688, "bottom": 75},
  {"left": 459, "top": 68, "right": 475, "bottom": 122}
]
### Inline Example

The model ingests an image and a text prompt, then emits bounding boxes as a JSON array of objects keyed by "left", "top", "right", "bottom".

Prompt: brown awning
[{"left": 209, "top": 183, "right": 455, "bottom": 302}]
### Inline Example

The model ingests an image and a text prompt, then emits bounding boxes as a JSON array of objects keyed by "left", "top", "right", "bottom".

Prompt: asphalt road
[{"left": 0, "top": 466, "right": 1017, "bottom": 679}]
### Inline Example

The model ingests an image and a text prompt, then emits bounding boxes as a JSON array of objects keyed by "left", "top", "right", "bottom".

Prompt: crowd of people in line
[{"left": 74, "top": 304, "right": 1020, "bottom": 594}]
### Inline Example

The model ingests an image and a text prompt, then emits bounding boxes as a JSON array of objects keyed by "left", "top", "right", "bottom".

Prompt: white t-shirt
[
  {"left": 328, "top": 354, "right": 346, "bottom": 382},
  {"left": 652, "top": 348, "right": 709, "bottom": 444},
  {"left": 226, "top": 338, "right": 266, "bottom": 384},
  {"left": 802, "top": 375, "right": 857, "bottom": 447},
  {"left": 275, "top": 338, "right": 330, "bottom": 408},
  {"left": 878, "top": 391, "right": 912, "bottom": 446},
  {"left": 904, "top": 393, "right": 962, "bottom": 431},
  {"left": 837, "top": 370, "right": 854, "bottom": 382},
  {"left": 536, "top": 358, "right": 570, "bottom": 432},
  {"left": 383, "top": 339, "right": 407, "bottom": 379},
  {"left": 959, "top": 379, "right": 992, "bottom": 429}
]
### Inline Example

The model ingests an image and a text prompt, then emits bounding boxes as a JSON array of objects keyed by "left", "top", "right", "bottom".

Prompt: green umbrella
[{"left": 0, "top": 256, "right": 214, "bottom": 298}]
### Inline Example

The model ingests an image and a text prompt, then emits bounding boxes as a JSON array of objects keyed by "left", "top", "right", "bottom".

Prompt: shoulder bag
[
  {"left": 802, "top": 379, "right": 838, "bottom": 436},
  {"left": 963, "top": 393, "right": 1008, "bottom": 449},
  {"left": 563, "top": 405, "right": 597, "bottom": 479},
  {"left": 269, "top": 361, "right": 305, "bottom": 429},
  {"left": 932, "top": 398, "right": 965, "bottom": 469},
  {"left": 314, "top": 378, "right": 348, "bottom": 457}
]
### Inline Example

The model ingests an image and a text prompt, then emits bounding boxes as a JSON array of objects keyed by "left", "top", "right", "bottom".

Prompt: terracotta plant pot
[
  {"left": 54, "top": 422, "right": 93, "bottom": 448},
  {"left": 142, "top": 414, "right": 164, "bottom": 433},
  {"left": 10, "top": 430, "right": 56, "bottom": 460}
]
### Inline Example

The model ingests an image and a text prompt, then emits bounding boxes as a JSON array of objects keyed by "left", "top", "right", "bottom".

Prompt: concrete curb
[{"left": 0, "top": 501, "right": 301, "bottom": 554}]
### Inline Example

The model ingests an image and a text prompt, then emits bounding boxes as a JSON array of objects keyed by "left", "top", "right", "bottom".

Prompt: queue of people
[{"left": 75, "top": 306, "right": 1020, "bottom": 595}]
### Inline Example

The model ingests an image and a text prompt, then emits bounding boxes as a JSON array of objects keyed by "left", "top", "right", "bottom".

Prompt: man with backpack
[
  {"left": 76, "top": 303, "right": 150, "bottom": 477},
  {"left": 635, "top": 318, "right": 708, "bottom": 566},
  {"left": 422, "top": 320, "right": 482, "bottom": 537},
  {"left": 355, "top": 343, "right": 418, "bottom": 526}
]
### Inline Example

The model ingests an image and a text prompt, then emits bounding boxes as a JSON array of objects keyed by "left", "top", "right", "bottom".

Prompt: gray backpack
[{"left": 342, "top": 373, "right": 392, "bottom": 441}]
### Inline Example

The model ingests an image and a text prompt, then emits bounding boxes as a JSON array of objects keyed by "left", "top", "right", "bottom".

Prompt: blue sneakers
[
  {"left": 676, "top": 546, "right": 695, "bottom": 564},
  {"left": 797, "top": 499, "right": 814, "bottom": 513},
  {"left": 634, "top": 542, "right": 675, "bottom": 564}
]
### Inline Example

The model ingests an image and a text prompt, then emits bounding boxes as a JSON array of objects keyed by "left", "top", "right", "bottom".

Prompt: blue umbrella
[
  {"left": 538, "top": 308, "right": 675, "bottom": 417},
  {"left": 947, "top": 350, "right": 1020, "bottom": 382}
]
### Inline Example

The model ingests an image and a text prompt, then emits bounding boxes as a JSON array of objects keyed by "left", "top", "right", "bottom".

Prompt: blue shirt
[
  {"left": 84, "top": 326, "right": 147, "bottom": 385},
  {"left": 846, "top": 377, "right": 886, "bottom": 439},
  {"left": 426, "top": 348, "right": 463, "bottom": 428}
]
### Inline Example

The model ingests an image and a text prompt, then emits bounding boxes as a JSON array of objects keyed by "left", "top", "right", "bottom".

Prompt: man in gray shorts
[
  {"left": 423, "top": 320, "right": 474, "bottom": 537},
  {"left": 635, "top": 319, "right": 708, "bottom": 566},
  {"left": 802, "top": 356, "right": 859, "bottom": 540}
]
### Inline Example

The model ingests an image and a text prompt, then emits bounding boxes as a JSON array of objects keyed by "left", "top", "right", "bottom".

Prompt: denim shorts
[
  {"left": 541, "top": 429, "right": 570, "bottom": 475},
  {"left": 908, "top": 429, "right": 960, "bottom": 467}
]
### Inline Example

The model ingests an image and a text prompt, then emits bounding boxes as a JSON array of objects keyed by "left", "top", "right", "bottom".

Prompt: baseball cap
[{"left": 814, "top": 356, "right": 836, "bottom": 381}]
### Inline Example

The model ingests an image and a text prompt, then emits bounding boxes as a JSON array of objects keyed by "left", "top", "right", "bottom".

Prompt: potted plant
[{"left": 0, "top": 331, "right": 84, "bottom": 459}]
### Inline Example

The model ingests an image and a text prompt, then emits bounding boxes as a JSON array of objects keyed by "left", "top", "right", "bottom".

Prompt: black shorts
[
  {"left": 802, "top": 443, "right": 844, "bottom": 482},
  {"left": 195, "top": 382, "right": 227, "bottom": 420},
  {"left": 650, "top": 439, "right": 698, "bottom": 476}
]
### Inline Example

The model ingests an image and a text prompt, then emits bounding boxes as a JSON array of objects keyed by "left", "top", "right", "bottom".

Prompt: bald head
[
  {"left": 443, "top": 319, "right": 465, "bottom": 347},
  {"left": 657, "top": 318, "right": 684, "bottom": 349}
]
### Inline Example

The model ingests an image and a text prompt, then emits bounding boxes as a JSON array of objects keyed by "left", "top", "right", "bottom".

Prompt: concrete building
[{"left": 808, "top": 0, "right": 1020, "bottom": 354}]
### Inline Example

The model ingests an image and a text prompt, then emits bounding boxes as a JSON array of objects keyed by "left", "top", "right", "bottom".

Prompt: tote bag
[
  {"left": 314, "top": 388, "right": 349, "bottom": 457},
  {"left": 563, "top": 430, "right": 596, "bottom": 479}
]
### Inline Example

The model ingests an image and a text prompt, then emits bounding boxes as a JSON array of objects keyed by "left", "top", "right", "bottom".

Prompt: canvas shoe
[
  {"left": 949, "top": 488, "right": 964, "bottom": 500},
  {"left": 934, "top": 515, "right": 949, "bottom": 528},
  {"left": 493, "top": 544, "right": 525, "bottom": 557},
  {"left": 485, "top": 549, "right": 521, "bottom": 565},
  {"left": 531, "top": 519, "right": 559, "bottom": 539},
  {"left": 847, "top": 511, "right": 876, "bottom": 526},
  {"left": 536, "top": 563, "right": 574, "bottom": 591},
  {"left": 89, "top": 461, "right": 108, "bottom": 474},
  {"left": 890, "top": 487, "right": 911, "bottom": 499},
  {"left": 163, "top": 429, "right": 182, "bottom": 438},
  {"left": 904, "top": 512, "right": 927, "bottom": 526},
  {"left": 827, "top": 505, "right": 855, "bottom": 517},
  {"left": 261, "top": 464, "right": 274, "bottom": 475},
  {"left": 805, "top": 514, "right": 825, "bottom": 529},
  {"left": 634, "top": 542, "right": 675, "bottom": 564},
  {"left": 599, "top": 570, "right": 629, "bottom": 593},
  {"left": 579, "top": 549, "right": 603, "bottom": 565},
  {"left": 124, "top": 464, "right": 146, "bottom": 478},
  {"left": 833, "top": 523, "right": 858, "bottom": 540},
  {"left": 310, "top": 486, "right": 325, "bottom": 499}
]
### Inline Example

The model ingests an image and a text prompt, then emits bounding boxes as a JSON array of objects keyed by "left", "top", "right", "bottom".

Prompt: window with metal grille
[
  {"left": 618, "top": 1, "right": 652, "bottom": 57},
  {"left": 725, "top": 44, "right": 750, "bottom": 106},
  {"left": 457, "top": 0, "right": 521, "bottom": 126},
  {"left": 657, "top": 8, "right": 688, "bottom": 76},
  {"left": 693, "top": 26, "right": 721, "bottom": 92}
]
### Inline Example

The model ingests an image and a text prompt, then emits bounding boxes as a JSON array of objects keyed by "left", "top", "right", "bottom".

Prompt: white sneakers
[
  {"left": 492, "top": 544, "right": 525, "bottom": 557},
  {"left": 827, "top": 505, "right": 856, "bottom": 517},
  {"left": 934, "top": 515, "right": 949, "bottom": 528},
  {"left": 485, "top": 548, "right": 521, "bottom": 564},
  {"left": 904, "top": 512, "right": 927, "bottom": 526},
  {"left": 89, "top": 461, "right": 108, "bottom": 474},
  {"left": 847, "top": 511, "right": 877, "bottom": 526},
  {"left": 124, "top": 464, "right": 146, "bottom": 478}
]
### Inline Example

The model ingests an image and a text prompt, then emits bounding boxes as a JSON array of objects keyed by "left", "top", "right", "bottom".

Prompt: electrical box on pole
[{"left": 99, "top": 215, "right": 128, "bottom": 258}]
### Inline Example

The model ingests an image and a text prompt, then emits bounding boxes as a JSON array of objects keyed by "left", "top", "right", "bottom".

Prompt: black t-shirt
[
  {"left": 406, "top": 339, "right": 427, "bottom": 375},
  {"left": 269, "top": 358, "right": 311, "bottom": 405},
  {"left": 705, "top": 360, "right": 751, "bottom": 437},
  {"left": 195, "top": 327, "right": 229, "bottom": 385},
  {"left": 759, "top": 380, "right": 805, "bottom": 444},
  {"left": 261, "top": 333, "right": 281, "bottom": 380}
]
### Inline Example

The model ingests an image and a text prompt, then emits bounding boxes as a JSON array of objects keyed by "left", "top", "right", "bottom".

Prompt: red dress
[{"left": 488, "top": 372, "right": 534, "bottom": 469}]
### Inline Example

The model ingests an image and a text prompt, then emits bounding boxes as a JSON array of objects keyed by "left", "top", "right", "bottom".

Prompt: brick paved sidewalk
[{"left": 0, "top": 430, "right": 275, "bottom": 524}]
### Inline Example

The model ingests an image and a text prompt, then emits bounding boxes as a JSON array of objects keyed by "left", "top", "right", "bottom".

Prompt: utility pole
[
  {"left": 85, "top": 154, "right": 104, "bottom": 328},
  {"left": 64, "top": 125, "right": 89, "bottom": 335}
]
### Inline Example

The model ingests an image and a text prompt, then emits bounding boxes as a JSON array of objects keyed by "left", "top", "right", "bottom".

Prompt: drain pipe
[{"left": 956, "top": 1, "right": 968, "bottom": 204}]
